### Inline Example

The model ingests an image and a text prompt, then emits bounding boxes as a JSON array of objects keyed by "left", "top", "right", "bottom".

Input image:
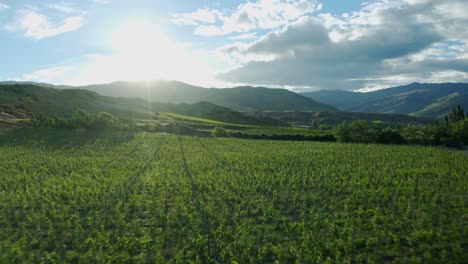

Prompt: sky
[{"left": 0, "top": 0, "right": 467, "bottom": 91}]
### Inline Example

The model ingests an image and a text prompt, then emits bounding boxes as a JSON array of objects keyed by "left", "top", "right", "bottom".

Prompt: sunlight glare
[{"left": 86, "top": 20, "right": 213, "bottom": 84}]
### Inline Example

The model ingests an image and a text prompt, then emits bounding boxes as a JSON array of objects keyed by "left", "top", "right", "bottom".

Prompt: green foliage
[
  {"left": 211, "top": 126, "right": 229, "bottom": 137},
  {"left": 448, "top": 105, "right": 465, "bottom": 123},
  {"left": 335, "top": 122, "right": 351, "bottom": 142},
  {"left": 259, "top": 111, "right": 433, "bottom": 129},
  {"left": 240, "top": 126, "right": 333, "bottom": 137},
  {"left": 0, "top": 131, "right": 466, "bottom": 263},
  {"left": 31, "top": 111, "right": 133, "bottom": 130},
  {"left": 333, "top": 107, "right": 467, "bottom": 148},
  {"left": 401, "top": 124, "right": 442, "bottom": 145},
  {"left": 334, "top": 120, "right": 404, "bottom": 144},
  {"left": 440, "top": 105, "right": 468, "bottom": 148},
  {"left": 448, "top": 118, "right": 468, "bottom": 146}
]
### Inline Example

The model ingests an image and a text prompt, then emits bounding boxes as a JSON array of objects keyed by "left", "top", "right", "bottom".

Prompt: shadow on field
[{"left": 0, "top": 128, "right": 135, "bottom": 148}]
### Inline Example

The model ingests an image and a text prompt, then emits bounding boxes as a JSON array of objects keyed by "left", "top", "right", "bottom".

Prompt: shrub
[
  {"left": 211, "top": 127, "right": 229, "bottom": 137},
  {"left": 30, "top": 111, "right": 132, "bottom": 131}
]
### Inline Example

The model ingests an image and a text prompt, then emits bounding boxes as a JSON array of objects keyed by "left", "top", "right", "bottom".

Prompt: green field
[
  {"left": 236, "top": 126, "right": 333, "bottom": 137},
  {"left": 0, "top": 129, "right": 466, "bottom": 263},
  {"left": 159, "top": 112, "right": 252, "bottom": 127}
]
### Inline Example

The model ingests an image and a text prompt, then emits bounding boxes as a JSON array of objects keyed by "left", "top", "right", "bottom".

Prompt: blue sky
[{"left": 0, "top": 0, "right": 467, "bottom": 91}]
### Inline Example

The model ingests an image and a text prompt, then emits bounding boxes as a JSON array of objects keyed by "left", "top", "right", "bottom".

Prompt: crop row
[{"left": 0, "top": 131, "right": 466, "bottom": 263}]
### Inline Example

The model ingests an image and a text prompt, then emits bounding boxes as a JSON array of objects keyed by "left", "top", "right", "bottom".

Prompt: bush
[
  {"left": 335, "top": 122, "right": 350, "bottom": 142},
  {"left": 335, "top": 120, "right": 404, "bottom": 144},
  {"left": 30, "top": 111, "right": 133, "bottom": 131},
  {"left": 448, "top": 118, "right": 468, "bottom": 147},
  {"left": 211, "top": 127, "right": 229, "bottom": 137}
]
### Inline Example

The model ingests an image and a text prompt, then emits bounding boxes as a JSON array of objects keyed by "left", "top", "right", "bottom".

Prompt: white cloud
[
  {"left": 0, "top": 3, "right": 8, "bottom": 11},
  {"left": 171, "top": 8, "right": 223, "bottom": 25},
  {"left": 5, "top": 9, "right": 84, "bottom": 39},
  {"left": 49, "top": 3, "right": 74, "bottom": 13},
  {"left": 13, "top": 21, "right": 232, "bottom": 87},
  {"left": 194, "top": 25, "right": 224, "bottom": 37},
  {"left": 93, "top": 0, "right": 112, "bottom": 4},
  {"left": 218, "top": 0, "right": 468, "bottom": 90},
  {"left": 229, "top": 32, "right": 258, "bottom": 40},
  {"left": 172, "top": 0, "right": 322, "bottom": 36},
  {"left": 12, "top": 66, "right": 73, "bottom": 83}
]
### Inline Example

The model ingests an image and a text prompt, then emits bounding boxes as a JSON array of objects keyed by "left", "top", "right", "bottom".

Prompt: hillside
[
  {"left": 0, "top": 84, "right": 282, "bottom": 126},
  {"left": 301, "top": 90, "right": 373, "bottom": 110},
  {"left": 79, "top": 81, "right": 337, "bottom": 112},
  {"left": 301, "top": 83, "right": 468, "bottom": 117},
  {"left": 0, "top": 84, "right": 154, "bottom": 119}
]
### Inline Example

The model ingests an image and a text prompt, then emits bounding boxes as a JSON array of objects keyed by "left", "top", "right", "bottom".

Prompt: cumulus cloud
[
  {"left": 218, "top": 0, "right": 468, "bottom": 90},
  {"left": 172, "top": 0, "right": 322, "bottom": 36},
  {"left": 5, "top": 9, "right": 84, "bottom": 40}
]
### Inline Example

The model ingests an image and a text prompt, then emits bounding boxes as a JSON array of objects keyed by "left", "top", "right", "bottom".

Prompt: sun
[
  {"left": 111, "top": 21, "right": 172, "bottom": 56},
  {"left": 108, "top": 20, "right": 176, "bottom": 81},
  {"left": 75, "top": 20, "right": 219, "bottom": 86}
]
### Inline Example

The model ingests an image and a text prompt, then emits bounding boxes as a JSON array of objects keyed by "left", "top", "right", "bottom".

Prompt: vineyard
[{"left": 0, "top": 130, "right": 466, "bottom": 263}]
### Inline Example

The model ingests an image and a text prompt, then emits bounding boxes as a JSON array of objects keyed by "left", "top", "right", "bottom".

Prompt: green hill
[
  {"left": 301, "top": 83, "right": 468, "bottom": 117},
  {"left": 0, "top": 84, "right": 153, "bottom": 119},
  {"left": 412, "top": 92, "right": 466, "bottom": 117},
  {"left": 79, "top": 81, "right": 337, "bottom": 112},
  {"left": 0, "top": 84, "right": 282, "bottom": 126}
]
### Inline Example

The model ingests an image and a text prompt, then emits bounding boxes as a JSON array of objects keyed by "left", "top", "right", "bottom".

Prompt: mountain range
[
  {"left": 78, "top": 81, "right": 337, "bottom": 112},
  {"left": 301, "top": 83, "right": 468, "bottom": 117},
  {"left": 0, "top": 84, "right": 283, "bottom": 126},
  {"left": 1, "top": 81, "right": 467, "bottom": 122}
]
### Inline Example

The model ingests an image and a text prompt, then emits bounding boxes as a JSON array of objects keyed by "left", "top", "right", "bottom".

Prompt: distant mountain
[
  {"left": 0, "top": 83, "right": 283, "bottom": 126},
  {"left": 301, "top": 90, "right": 373, "bottom": 110},
  {"left": 78, "top": 81, "right": 337, "bottom": 112},
  {"left": 301, "top": 83, "right": 468, "bottom": 117},
  {"left": 0, "top": 81, "right": 72, "bottom": 89}
]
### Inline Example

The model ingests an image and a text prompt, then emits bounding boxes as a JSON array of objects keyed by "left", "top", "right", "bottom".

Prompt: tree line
[
  {"left": 335, "top": 105, "right": 467, "bottom": 148},
  {"left": 30, "top": 110, "right": 135, "bottom": 130}
]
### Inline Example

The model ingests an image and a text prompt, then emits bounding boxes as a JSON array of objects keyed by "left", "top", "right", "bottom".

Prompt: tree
[
  {"left": 449, "top": 105, "right": 465, "bottom": 123},
  {"left": 347, "top": 120, "right": 373, "bottom": 143},
  {"left": 448, "top": 118, "right": 468, "bottom": 148},
  {"left": 334, "top": 122, "right": 350, "bottom": 142},
  {"left": 211, "top": 127, "right": 229, "bottom": 137},
  {"left": 442, "top": 105, "right": 467, "bottom": 148},
  {"left": 376, "top": 130, "right": 404, "bottom": 144}
]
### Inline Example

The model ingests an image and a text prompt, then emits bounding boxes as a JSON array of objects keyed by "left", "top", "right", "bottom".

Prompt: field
[
  {"left": 159, "top": 112, "right": 243, "bottom": 126},
  {"left": 235, "top": 126, "right": 334, "bottom": 137},
  {"left": 0, "top": 129, "right": 466, "bottom": 263}
]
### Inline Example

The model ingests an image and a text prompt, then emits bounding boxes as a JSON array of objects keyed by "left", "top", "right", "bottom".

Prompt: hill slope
[
  {"left": 301, "top": 83, "right": 468, "bottom": 117},
  {"left": 301, "top": 90, "right": 373, "bottom": 110},
  {"left": 0, "top": 84, "right": 283, "bottom": 125},
  {"left": 79, "top": 81, "right": 337, "bottom": 112},
  {"left": 0, "top": 84, "right": 153, "bottom": 119}
]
